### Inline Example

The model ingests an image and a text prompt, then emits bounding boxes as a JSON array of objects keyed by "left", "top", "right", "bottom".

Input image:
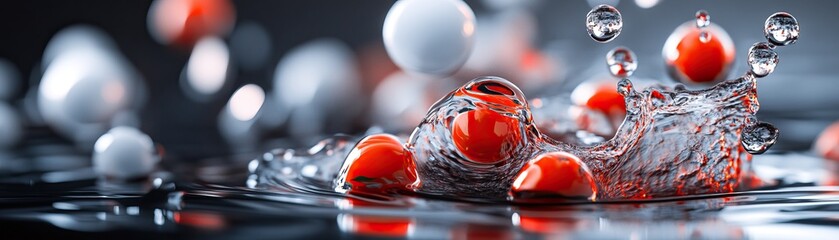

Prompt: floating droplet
[
  {"left": 699, "top": 31, "right": 711, "bottom": 43},
  {"left": 695, "top": 10, "right": 710, "bottom": 28},
  {"left": 764, "top": 12, "right": 799, "bottom": 46},
  {"left": 741, "top": 122, "right": 779, "bottom": 154},
  {"left": 747, "top": 42, "right": 779, "bottom": 78},
  {"left": 606, "top": 47, "right": 637, "bottom": 78},
  {"left": 586, "top": 4, "right": 622, "bottom": 43}
]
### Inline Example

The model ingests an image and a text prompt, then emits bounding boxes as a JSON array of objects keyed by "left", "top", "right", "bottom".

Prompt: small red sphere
[
  {"left": 816, "top": 121, "right": 839, "bottom": 161},
  {"left": 148, "top": 0, "right": 236, "bottom": 47},
  {"left": 336, "top": 134, "right": 418, "bottom": 194},
  {"left": 572, "top": 80, "right": 626, "bottom": 117},
  {"left": 510, "top": 152, "right": 597, "bottom": 200},
  {"left": 664, "top": 23, "right": 735, "bottom": 84},
  {"left": 452, "top": 108, "right": 522, "bottom": 164},
  {"left": 339, "top": 214, "right": 413, "bottom": 238}
]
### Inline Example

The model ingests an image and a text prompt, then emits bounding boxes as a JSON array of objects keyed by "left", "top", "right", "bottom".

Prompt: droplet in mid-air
[
  {"left": 764, "top": 12, "right": 799, "bottom": 46},
  {"left": 747, "top": 42, "right": 779, "bottom": 78},
  {"left": 695, "top": 10, "right": 710, "bottom": 28},
  {"left": 696, "top": 10, "right": 711, "bottom": 43},
  {"left": 606, "top": 47, "right": 637, "bottom": 78},
  {"left": 586, "top": 4, "right": 622, "bottom": 43},
  {"left": 741, "top": 122, "right": 779, "bottom": 154}
]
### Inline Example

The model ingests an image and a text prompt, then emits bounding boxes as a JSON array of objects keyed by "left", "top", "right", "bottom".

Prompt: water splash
[
  {"left": 404, "top": 75, "right": 760, "bottom": 199},
  {"left": 252, "top": 12, "right": 800, "bottom": 201},
  {"left": 248, "top": 135, "right": 355, "bottom": 191}
]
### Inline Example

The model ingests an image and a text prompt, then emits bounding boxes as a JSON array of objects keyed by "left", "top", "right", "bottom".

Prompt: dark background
[{"left": 0, "top": 0, "right": 835, "bottom": 160}]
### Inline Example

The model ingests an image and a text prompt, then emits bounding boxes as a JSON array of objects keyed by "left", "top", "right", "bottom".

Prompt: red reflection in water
[
  {"left": 173, "top": 212, "right": 226, "bottom": 230},
  {"left": 338, "top": 197, "right": 414, "bottom": 238},
  {"left": 450, "top": 224, "right": 516, "bottom": 240}
]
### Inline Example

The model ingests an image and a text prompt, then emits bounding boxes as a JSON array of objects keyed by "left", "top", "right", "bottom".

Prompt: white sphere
[
  {"left": 41, "top": 25, "right": 118, "bottom": 72},
  {"left": 272, "top": 39, "right": 361, "bottom": 133},
  {"left": 219, "top": 84, "right": 265, "bottom": 151},
  {"left": 93, "top": 127, "right": 159, "bottom": 179},
  {"left": 383, "top": 0, "right": 476, "bottom": 76},
  {"left": 0, "top": 103, "right": 23, "bottom": 148},
  {"left": 38, "top": 26, "right": 144, "bottom": 145},
  {"left": 181, "top": 37, "right": 231, "bottom": 101},
  {"left": 372, "top": 72, "right": 432, "bottom": 132}
]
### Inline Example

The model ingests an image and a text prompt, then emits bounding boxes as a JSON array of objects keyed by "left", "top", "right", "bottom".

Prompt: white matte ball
[
  {"left": 383, "top": 0, "right": 476, "bottom": 76},
  {"left": 93, "top": 127, "right": 159, "bottom": 179}
]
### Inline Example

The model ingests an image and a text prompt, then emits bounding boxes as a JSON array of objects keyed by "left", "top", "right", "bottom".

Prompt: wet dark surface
[{"left": 1, "top": 128, "right": 838, "bottom": 239}]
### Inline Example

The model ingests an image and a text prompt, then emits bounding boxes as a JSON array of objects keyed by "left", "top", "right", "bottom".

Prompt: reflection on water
[{"left": 1, "top": 135, "right": 839, "bottom": 239}]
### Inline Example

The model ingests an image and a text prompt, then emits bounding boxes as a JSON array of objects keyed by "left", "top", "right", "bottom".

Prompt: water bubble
[
  {"left": 699, "top": 31, "right": 711, "bottom": 43},
  {"left": 747, "top": 42, "right": 779, "bottom": 78},
  {"left": 695, "top": 10, "right": 710, "bottom": 28},
  {"left": 741, "top": 122, "right": 779, "bottom": 154},
  {"left": 586, "top": 4, "right": 622, "bottom": 43},
  {"left": 764, "top": 12, "right": 799, "bottom": 46},
  {"left": 695, "top": 10, "right": 711, "bottom": 43},
  {"left": 606, "top": 47, "right": 637, "bottom": 78}
]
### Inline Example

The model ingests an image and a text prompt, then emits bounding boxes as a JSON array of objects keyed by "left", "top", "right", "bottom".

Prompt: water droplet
[
  {"left": 606, "top": 47, "right": 637, "bottom": 78},
  {"left": 764, "top": 12, "right": 799, "bottom": 46},
  {"left": 747, "top": 42, "right": 779, "bottom": 78},
  {"left": 699, "top": 31, "right": 711, "bottom": 43},
  {"left": 741, "top": 122, "right": 779, "bottom": 154},
  {"left": 616, "top": 78, "right": 634, "bottom": 96},
  {"left": 586, "top": 4, "right": 622, "bottom": 43},
  {"left": 695, "top": 10, "right": 710, "bottom": 28},
  {"left": 663, "top": 21, "right": 735, "bottom": 84}
]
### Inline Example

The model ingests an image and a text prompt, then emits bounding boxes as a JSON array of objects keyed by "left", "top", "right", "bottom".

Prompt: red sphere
[
  {"left": 336, "top": 134, "right": 418, "bottom": 194},
  {"left": 510, "top": 152, "right": 597, "bottom": 200},
  {"left": 663, "top": 22, "right": 735, "bottom": 84},
  {"left": 452, "top": 108, "right": 522, "bottom": 165},
  {"left": 816, "top": 121, "right": 839, "bottom": 161},
  {"left": 148, "top": 0, "right": 236, "bottom": 47},
  {"left": 571, "top": 79, "right": 626, "bottom": 118}
]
